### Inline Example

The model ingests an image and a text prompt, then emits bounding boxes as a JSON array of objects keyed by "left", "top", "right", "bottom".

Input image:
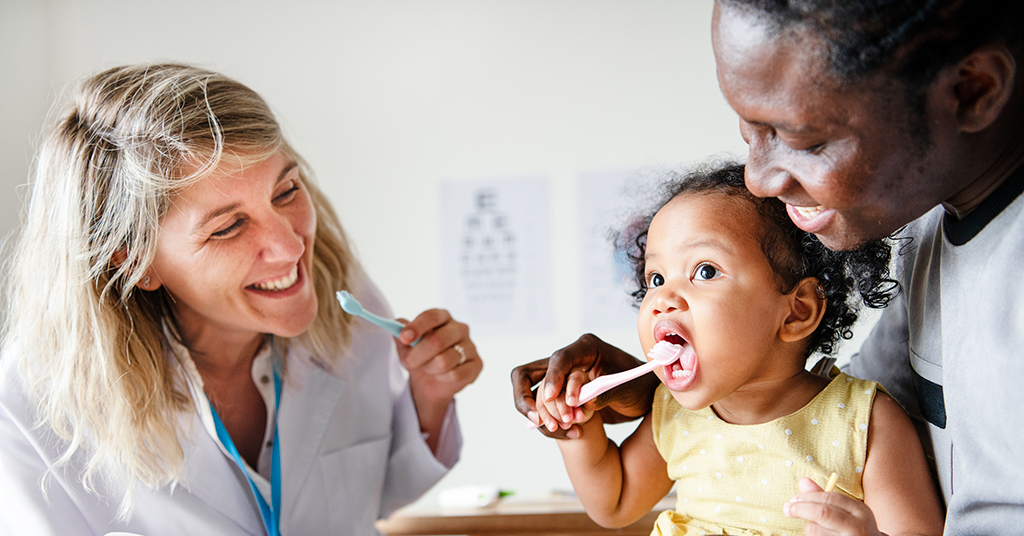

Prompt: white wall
[
  {"left": 3, "top": 0, "right": 857, "bottom": 510},
  {"left": 0, "top": 1, "right": 49, "bottom": 255}
]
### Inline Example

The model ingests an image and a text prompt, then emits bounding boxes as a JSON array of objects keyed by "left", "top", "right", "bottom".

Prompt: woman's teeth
[
  {"left": 793, "top": 205, "right": 824, "bottom": 218},
  {"left": 253, "top": 265, "right": 298, "bottom": 291}
]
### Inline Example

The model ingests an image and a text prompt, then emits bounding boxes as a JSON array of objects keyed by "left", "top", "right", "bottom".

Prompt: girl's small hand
[
  {"left": 511, "top": 334, "right": 659, "bottom": 439},
  {"left": 396, "top": 309, "right": 481, "bottom": 404},
  {"left": 783, "top": 477, "right": 883, "bottom": 536},
  {"left": 532, "top": 368, "right": 589, "bottom": 436},
  {"left": 511, "top": 357, "right": 586, "bottom": 435},
  {"left": 533, "top": 367, "right": 590, "bottom": 437}
]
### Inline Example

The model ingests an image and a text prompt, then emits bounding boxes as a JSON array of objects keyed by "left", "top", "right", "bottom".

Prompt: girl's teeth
[
  {"left": 254, "top": 265, "right": 298, "bottom": 291},
  {"left": 671, "top": 369, "right": 693, "bottom": 379}
]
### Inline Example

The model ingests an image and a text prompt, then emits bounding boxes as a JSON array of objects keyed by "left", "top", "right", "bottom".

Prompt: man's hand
[{"left": 510, "top": 334, "right": 658, "bottom": 439}]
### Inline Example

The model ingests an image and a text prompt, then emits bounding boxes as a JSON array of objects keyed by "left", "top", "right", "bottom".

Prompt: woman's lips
[
  {"left": 251, "top": 264, "right": 299, "bottom": 291},
  {"left": 248, "top": 263, "right": 303, "bottom": 295}
]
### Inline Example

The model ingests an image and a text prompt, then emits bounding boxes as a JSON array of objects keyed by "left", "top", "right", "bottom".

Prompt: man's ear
[
  {"left": 779, "top": 277, "right": 826, "bottom": 343},
  {"left": 949, "top": 46, "right": 1016, "bottom": 133}
]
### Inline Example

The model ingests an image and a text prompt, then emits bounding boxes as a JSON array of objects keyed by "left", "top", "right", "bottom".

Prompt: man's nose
[{"left": 739, "top": 119, "right": 794, "bottom": 200}]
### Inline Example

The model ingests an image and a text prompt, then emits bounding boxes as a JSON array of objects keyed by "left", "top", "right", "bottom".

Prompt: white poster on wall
[
  {"left": 576, "top": 169, "right": 661, "bottom": 332},
  {"left": 438, "top": 177, "right": 553, "bottom": 337}
]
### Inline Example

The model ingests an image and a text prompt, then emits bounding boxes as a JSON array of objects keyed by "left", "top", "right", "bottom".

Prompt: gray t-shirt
[{"left": 848, "top": 168, "right": 1024, "bottom": 535}]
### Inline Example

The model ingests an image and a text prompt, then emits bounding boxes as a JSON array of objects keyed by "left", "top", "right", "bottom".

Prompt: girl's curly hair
[{"left": 616, "top": 160, "right": 898, "bottom": 358}]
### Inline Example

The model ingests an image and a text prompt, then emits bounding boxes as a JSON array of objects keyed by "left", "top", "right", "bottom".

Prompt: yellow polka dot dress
[{"left": 649, "top": 372, "right": 878, "bottom": 536}]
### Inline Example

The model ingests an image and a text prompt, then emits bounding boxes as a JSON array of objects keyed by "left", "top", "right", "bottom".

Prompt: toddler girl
[{"left": 537, "top": 163, "right": 943, "bottom": 535}]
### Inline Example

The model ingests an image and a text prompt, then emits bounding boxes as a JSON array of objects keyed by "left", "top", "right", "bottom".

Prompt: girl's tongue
[{"left": 662, "top": 342, "right": 697, "bottom": 390}]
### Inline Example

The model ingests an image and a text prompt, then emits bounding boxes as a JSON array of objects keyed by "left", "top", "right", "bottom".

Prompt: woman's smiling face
[
  {"left": 637, "top": 192, "right": 797, "bottom": 411},
  {"left": 150, "top": 150, "right": 319, "bottom": 346}
]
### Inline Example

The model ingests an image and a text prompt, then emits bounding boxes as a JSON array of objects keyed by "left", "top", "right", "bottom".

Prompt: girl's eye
[
  {"left": 694, "top": 263, "right": 720, "bottom": 281},
  {"left": 210, "top": 218, "right": 245, "bottom": 238},
  {"left": 275, "top": 180, "right": 300, "bottom": 203},
  {"left": 647, "top": 273, "right": 665, "bottom": 288}
]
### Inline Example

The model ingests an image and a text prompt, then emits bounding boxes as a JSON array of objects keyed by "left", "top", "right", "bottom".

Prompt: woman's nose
[{"left": 259, "top": 214, "right": 305, "bottom": 262}]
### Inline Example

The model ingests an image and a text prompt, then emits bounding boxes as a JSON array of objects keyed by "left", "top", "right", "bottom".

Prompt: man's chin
[{"left": 813, "top": 227, "right": 882, "bottom": 251}]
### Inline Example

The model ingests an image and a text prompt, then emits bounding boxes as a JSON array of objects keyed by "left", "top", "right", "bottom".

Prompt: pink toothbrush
[
  {"left": 525, "top": 341, "right": 685, "bottom": 430},
  {"left": 574, "top": 340, "right": 685, "bottom": 406}
]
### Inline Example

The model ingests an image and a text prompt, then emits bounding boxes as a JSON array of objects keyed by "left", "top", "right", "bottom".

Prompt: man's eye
[
  {"left": 694, "top": 263, "right": 719, "bottom": 281},
  {"left": 803, "top": 143, "right": 825, "bottom": 154},
  {"left": 647, "top": 273, "right": 665, "bottom": 288}
]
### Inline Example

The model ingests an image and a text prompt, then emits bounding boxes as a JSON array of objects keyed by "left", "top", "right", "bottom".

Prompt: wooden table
[{"left": 376, "top": 495, "right": 673, "bottom": 536}]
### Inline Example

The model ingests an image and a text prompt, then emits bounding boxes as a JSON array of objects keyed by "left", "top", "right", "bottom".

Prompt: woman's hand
[
  {"left": 784, "top": 477, "right": 883, "bottom": 536},
  {"left": 510, "top": 334, "right": 658, "bottom": 439},
  {"left": 395, "top": 309, "right": 481, "bottom": 451}
]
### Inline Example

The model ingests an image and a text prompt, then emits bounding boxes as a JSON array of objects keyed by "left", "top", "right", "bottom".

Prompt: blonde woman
[{"left": 0, "top": 63, "right": 481, "bottom": 536}]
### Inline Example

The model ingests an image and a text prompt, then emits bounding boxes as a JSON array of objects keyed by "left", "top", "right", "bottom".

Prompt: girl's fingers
[
  {"left": 562, "top": 367, "right": 591, "bottom": 416},
  {"left": 784, "top": 479, "right": 880, "bottom": 535}
]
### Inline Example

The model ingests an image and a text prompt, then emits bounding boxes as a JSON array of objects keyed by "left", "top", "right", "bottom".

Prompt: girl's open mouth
[{"left": 657, "top": 333, "right": 698, "bottom": 390}]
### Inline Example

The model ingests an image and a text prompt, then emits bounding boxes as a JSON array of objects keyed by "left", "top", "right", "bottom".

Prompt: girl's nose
[{"left": 652, "top": 283, "right": 687, "bottom": 315}]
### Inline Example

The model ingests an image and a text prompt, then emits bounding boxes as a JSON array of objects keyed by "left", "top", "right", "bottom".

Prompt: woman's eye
[
  {"left": 274, "top": 181, "right": 300, "bottom": 203},
  {"left": 694, "top": 263, "right": 719, "bottom": 281},
  {"left": 211, "top": 218, "right": 244, "bottom": 238},
  {"left": 647, "top": 273, "right": 665, "bottom": 288}
]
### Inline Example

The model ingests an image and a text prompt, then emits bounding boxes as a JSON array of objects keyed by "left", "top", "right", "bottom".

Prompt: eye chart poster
[{"left": 439, "top": 177, "right": 553, "bottom": 337}]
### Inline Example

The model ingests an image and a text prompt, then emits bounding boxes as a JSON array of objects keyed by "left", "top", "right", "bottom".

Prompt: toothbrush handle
[
  {"left": 356, "top": 310, "right": 422, "bottom": 347},
  {"left": 576, "top": 360, "right": 659, "bottom": 406},
  {"left": 357, "top": 310, "right": 405, "bottom": 338}
]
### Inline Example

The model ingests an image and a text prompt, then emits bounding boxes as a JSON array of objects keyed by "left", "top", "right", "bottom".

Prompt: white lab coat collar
[{"left": 164, "top": 332, "right": 349, "bottom": 532}]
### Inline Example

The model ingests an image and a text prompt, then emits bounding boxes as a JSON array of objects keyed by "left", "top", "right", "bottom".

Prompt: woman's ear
[
  {"left": 110, "top": 250, "right": 162, "bottom": 291},
  {"left": 949, "top": 46, "right": 1016, "bottom": 133},
  {"left": 111, "top": 249, "right": 129, "bottom": 267},
  {"left": 136, "top": 269, "right": 162, "bottom": 291},
  {"left": 779, "top": 277, "right": 826, "bottom": 343}
]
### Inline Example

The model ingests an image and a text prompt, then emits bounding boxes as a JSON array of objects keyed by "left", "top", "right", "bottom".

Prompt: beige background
[{"left": 0, "top": 0, "right": 876, "bottom": 509}]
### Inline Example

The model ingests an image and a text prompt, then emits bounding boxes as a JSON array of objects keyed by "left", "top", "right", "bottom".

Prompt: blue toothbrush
[{"left": 335, "top": 290, "right": 419, "bottom": 346}]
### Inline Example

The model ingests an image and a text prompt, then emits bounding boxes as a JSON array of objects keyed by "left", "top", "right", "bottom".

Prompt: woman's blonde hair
[{"left": 1, "top": 63, "right": 356, "bottom": 517}]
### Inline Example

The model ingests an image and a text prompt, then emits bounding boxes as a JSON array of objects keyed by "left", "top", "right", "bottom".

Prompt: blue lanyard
[{"left": 209, "top": 349, "right": 283, "bottom": 536}]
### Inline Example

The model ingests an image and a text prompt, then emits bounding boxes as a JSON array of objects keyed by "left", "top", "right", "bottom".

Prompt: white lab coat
[{"left": 0, "top": 276, "right": 460, "bottom": 536}]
